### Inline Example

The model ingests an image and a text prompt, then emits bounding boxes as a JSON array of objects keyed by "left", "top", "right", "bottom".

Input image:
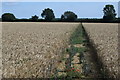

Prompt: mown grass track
[{"left": 54, "top": 23, "right": 104, "bottom": 80}]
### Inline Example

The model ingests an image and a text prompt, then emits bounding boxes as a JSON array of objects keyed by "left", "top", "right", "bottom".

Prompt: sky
[
  {"left": 1, "top": 2, "right": 119, "bottom": 19},
  {"left": 1, "top": 0, "right": 120, "bottom": 2}
]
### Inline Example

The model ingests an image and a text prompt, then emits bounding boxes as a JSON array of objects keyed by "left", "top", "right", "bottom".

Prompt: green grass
[
  {"left": 54, "top": 23, "right": 88, "bottom": 79},
  {"left": 65, "top": 24, "right": 87, "bottom": 79},
  {"left": 69, "top": 24, "right": 84, "bottom": 44}
]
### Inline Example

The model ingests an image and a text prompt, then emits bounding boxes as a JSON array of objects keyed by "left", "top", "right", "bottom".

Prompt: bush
[
  {"left": 2, "top": 13, "right": 16, "bottom": 21},
  {"left": 61, "top": 11, "right": 77, "bottom": 21}
]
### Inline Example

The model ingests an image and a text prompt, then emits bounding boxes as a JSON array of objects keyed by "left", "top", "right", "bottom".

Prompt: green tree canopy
[
  {"left": 2, "top": 13, "right": 16, "bottom": 21},
  {"left": 30, "top": 15, "right": 39, "bottom": 21},
  {"left": 61, "top": 11, "right": 77, "bottom": 21},
  {"left": 103, "top": 4, "right": 116, "bottom": 21},
  {"left": 41, "top": 8, "right": 55, "bottom": 21}
]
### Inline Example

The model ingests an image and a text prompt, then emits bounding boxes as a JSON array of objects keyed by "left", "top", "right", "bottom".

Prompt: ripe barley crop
[
  {"left": 83, "top": 23, "right": 118, "bottom": 78},
  {"left": 2, "top": 22, "right": 80, "bottom": 78}
]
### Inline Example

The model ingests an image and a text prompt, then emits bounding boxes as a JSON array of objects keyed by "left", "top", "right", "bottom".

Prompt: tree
[
  {"left": 41, "top": 8, "right": 55, "bottom": 21},
  {"left": 31, "top": 15, "right": 39, "bottom": 21},
  {"left": 2, "top": 13, "right": 16, "bottom": 21},
  {"left": 61, "top": 11, "right": 77, "bottom": 21},
  {"left": 103, "top": 4, "right": 116, "bottom": 21}
]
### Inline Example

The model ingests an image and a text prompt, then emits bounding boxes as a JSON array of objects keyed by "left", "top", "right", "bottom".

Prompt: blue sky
[{"left": 1, "top": 2, "right": 118, "bottom": 19}]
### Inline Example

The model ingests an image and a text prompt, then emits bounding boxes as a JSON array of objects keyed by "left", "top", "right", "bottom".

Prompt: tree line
[{"left": 1, "top": 4, "right": 120, "bottom": 22}]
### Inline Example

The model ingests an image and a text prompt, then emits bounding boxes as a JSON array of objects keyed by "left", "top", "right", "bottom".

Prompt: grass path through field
[{"left": 54, "top": 23, "right": 103, "bottom": 80}]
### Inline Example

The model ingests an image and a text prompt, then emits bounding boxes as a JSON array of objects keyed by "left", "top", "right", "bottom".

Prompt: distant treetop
[
  {"left": 41, "top": 8, "right": 55, "bottom": 21},
  {"left": 103, "top": 4, "right": 116, "bottom": 22},
  {"left": 61, "top": 11, "right": 77, "bottom": 21},
  {"left": 2, "top": 13, "right": 16, "bottom": 21},
  {"left": 30, "top": 15, "right": 39, "bottom": 21}
]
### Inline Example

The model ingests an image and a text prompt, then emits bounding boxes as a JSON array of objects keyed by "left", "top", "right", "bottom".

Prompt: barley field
[
  {"left": 1, "top": 22, "right": 119, "bottom": 79},
  {"left": 2, "top": 22, "right": 79, "bottom": 78},
  {"left": 83, "top": 23, "right": 118, "bottom": 78}
]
